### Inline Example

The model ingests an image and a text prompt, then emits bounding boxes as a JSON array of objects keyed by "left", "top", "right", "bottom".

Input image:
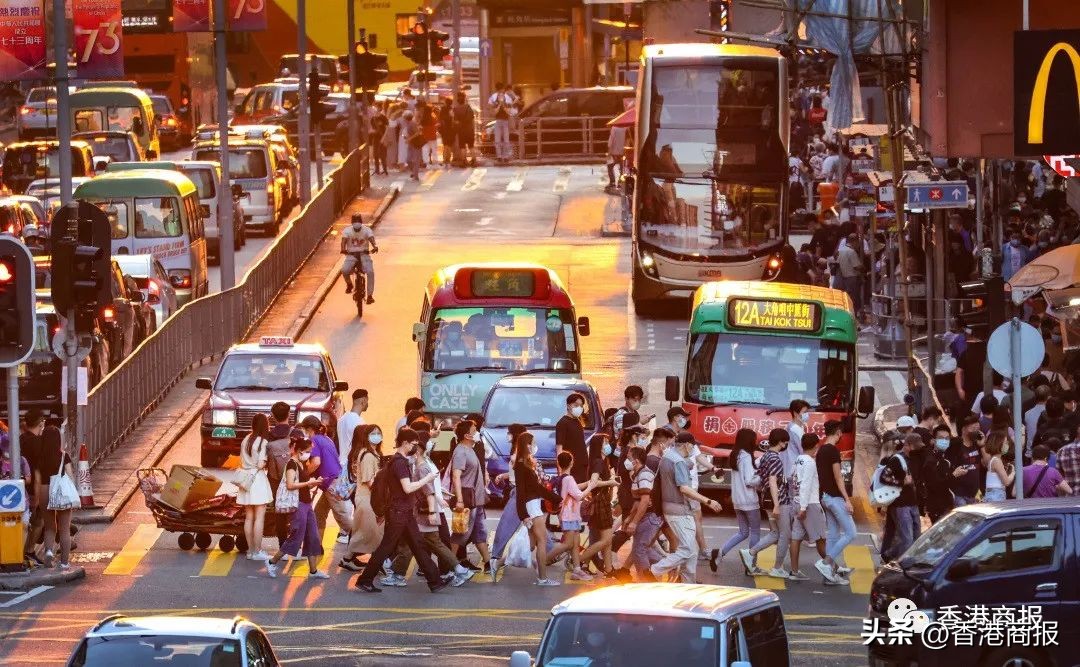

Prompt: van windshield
[
  {"left": 539, "top": 614, "right": 720, "bottom": 666},
  {"left": 193, "top": 148, "right": 267, "bottom": 179},
  {"left": 900, "top": 511, "right": 985, "bottom": 568}
]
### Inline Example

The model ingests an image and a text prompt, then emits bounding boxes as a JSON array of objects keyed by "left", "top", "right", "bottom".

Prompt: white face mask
[
  {"left": 676, "top": 416, "right": 688, "bottom": 428},
  {"left": 602, "top": 444, "right": 613, "bottom": 457},
  {"left": 613, "top": 446, "right": 622, "bottom": 458},
  {"left": 352, "top": 224, "right": 363, "bottom": 232},
  {"left": 800, "top": 412, "right": 810, "bottom": 423},
  {"left": 570, "top": 406, "right": 584, "bottom": 418},
  {"left": 623, "top": 459, "right": 634, "bottom": 472},
  {"left": 369, "top": 433, "right": 383, "bottom": 445},
  {"left": 529, "top": 443, "right": 538, "bottom": 456},
  {"left": 298, "top": 451, "right": 311, "bottom": 462}
]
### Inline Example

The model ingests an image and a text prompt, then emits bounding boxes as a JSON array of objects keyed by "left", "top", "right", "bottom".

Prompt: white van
[
  {"left": 175, "top": 161, "right": 247, "bottom": 261},
  {"left": 191, "top": 139, "right": 283, "bottom": 235}
]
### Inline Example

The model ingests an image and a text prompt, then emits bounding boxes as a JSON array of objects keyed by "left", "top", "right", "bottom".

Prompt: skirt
[
  {"left": 236, "top": 469, "right": 272, "bottom": 506},
  {"left": 347, "top": 486, "right": 384, "bottom": 554}
]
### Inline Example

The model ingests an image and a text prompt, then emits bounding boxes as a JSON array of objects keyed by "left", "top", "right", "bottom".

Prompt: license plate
[{"left": 211, "top": 427, "right": 236, "bottom": 438}]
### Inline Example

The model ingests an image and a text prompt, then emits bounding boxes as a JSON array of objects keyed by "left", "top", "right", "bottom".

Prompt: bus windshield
[
  {"left": 424, "top": 307, "right": 580, "bottom": 373},
  {"left": 685, "top": 334, "right": 853, "bottom": 410}
]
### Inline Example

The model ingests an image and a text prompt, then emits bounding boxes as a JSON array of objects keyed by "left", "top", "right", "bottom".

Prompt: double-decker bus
[
  {"left": 631, "top": 44, "right": 789, "bottom": 315},
  {"left": 667, "top": 281, "right": 875, "bottom": 493}
]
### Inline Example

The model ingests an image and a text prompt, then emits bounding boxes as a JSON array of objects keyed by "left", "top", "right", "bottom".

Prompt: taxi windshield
[
  {"left": 217, "top": 354, "right": 329, "bottom": 391},
  {"left": 423, "top": 307, "right": 580, "bottom": 373},
  {"left": 539, "top": 613, "right": 720, "bottom": 667},
  {"left": 685, "top": 334, "right": 853, "bottom": 409}
]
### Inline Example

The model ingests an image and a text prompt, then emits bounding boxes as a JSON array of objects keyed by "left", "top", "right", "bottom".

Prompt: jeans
[
  {"left": 840, "top": 275, "right": 863, "bottom": 312},
  {"left": 493, "top": 119, "right": 511, "bottom": 160},
  {"left": 407, "top": 146, "right": 422, "bottom": 179},
  {"left": 720, "top": 509, "right": 761, "bottom": 557},
  {"left": 885, "top": 504, "right": 921, "bottom": 561},
  {"left": 821, "top": 493, "right": 856, "bottom": 563},
  {"left": 650, "top": 514, "right": 697, "bottom": 582},
  {"left": 606, "top": 157, "right": 623, "bottom": 187},
  {"left": 628, "top": 513, "right": 664, "bottom": 576},
  {"left": 392, "top": 517, "right": 458, "bottom": 576},
  {"left": 750, "top": 504, "right": 795, "bottom": 570},
  {"left": 357, "top": 506, "right": 442, "bottom": 587},
  {"left": 983, "top": 488, "right": 1007, "bottom": 502}
]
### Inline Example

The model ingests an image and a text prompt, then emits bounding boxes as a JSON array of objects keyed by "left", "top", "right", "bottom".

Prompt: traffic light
[
  {"left": 0, "top": 237, "right": 35, "bottom": 365},
  {"left": 49, "top": 201, "right": 112, "bottom": 336},
  {"left": 307, "top": 70, "right": 334, "bottom": 125},
  {"left": 959, "top": 276, "right": 1006, "bottom": 341},
  {"left": 427, "top": 28, "right": 450, "bottom": 65},
  {"left": 352, "top": 40, "right": 389, "bottom": 93},
  {"left": 401, "top": 22, "right": 429, "bottom": 69}
]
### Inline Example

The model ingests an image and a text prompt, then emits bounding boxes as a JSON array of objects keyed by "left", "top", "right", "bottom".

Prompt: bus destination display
[
  {"left": 470, "top": 270, "right": 536, "bottom": 298},
  {"left": 728, "top": 298, "right": 820, "bottom": 332}
]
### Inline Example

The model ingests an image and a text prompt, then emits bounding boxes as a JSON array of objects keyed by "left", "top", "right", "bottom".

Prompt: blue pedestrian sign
[
  {"left": 905, "top": 181, "right": 969, "bottom": 209},
  {"left": 0, "top": 480, "right": 26, "bottom": 513},
  {"left": 480, "top": 38, "right": 492, "bottom": 58}
]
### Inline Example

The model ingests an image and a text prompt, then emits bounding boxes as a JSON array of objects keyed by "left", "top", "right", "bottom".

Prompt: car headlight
[
  {"left": 212, "top": 409, "right": 236, "bottom": 426},
  {"left": 297, "top": 410, "right": 328, "bottom": 425},
  {"left": 840, "top": 460, "right": 854, "bottom": 478},
  {"left": 639, "top": 251, "right": 659, "bottom": 277}
]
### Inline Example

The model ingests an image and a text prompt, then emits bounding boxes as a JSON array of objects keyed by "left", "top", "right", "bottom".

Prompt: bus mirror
[
  {"left": 412, "top": 322, "right": 426, "bottom": 342},
  {"left": 857, "top": 386, "right": 876, "bottom": 418},
  {"left": 334, "top": 380, "right": 349, "bottom": 392},
  {"left": 665, "top": 376, "right": 680, "bottom": 402},
  {"left": 577, "top": 316, "right": 590, "bottom": 336}
]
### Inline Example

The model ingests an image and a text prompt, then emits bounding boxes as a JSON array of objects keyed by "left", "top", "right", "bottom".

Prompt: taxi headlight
[
  {"left": 212, "top": 409, "right": 236, "bottom": 426},
  {"left": 297, "top": 410, "right": 328, "bottom": 425}
]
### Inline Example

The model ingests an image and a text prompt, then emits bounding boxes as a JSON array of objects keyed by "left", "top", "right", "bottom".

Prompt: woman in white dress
[{"left": 237, "top": 413, "right": 273, "bottom": 561}]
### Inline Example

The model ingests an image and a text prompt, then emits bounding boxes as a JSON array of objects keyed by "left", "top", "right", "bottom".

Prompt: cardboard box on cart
[{"left": 159, "top": 465, "right": 223, "bottom": 511}]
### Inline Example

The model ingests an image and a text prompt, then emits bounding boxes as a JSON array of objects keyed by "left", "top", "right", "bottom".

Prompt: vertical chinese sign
[
  {"left": 230, "top": 0, "right": 266, "bottom": 31},
  {"left": 174, "top": 0, "right": 211, "bottom": 32},
  {"left": 73, "top": 0, "right": 124, "bottom": 78},
  {"left": 0, "top": 0, "right": 46, "bottom": 81}
]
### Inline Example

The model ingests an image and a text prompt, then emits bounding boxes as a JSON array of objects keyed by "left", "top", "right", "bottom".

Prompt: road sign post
[
  {"left": 988, "top": 319, "right": 1044, "bottom": 499},
  {"left": 904, "top": 181, "right": 970, "bottom": 210}
]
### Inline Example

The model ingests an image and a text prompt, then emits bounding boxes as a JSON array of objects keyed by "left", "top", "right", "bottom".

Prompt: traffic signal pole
[
  {"left": 347, "top": 1, "right": 360, "bottom": 153},
  {"left": 452, "top": 0, "right": 462, "bottom": 99},
  {"left": 214, "top": 0, "right": 236, "bottom": 290},
  {"left": 297, "top": 0, "right": 312, "bottom": 203}
]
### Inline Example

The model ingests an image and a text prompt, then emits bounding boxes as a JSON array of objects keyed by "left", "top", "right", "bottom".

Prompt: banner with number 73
[
  {"left": 230, "top": 0, "right": 267, "bottom": 31},
  {"left": 73, "top": 0, "right": 123, "bottom": 79}
]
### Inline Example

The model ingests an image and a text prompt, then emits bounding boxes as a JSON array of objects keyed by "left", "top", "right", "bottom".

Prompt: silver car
[
  {"left": 113, "top": 254, "right": 180, "bottom": 328},
  {"left": 17, "top": 86, "right": 63, "bottom": 139}
]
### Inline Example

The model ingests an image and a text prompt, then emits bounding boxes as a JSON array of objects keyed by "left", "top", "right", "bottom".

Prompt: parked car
[
  {"left": 2, "top": 140, "right": 95, "bottom": 194},
  {"left": 66, "top": 615, "right": 280, "bottom": 666},
  {"left": 511, "top": 583, "right": 788, "bottom": 667},
  {"left": 483, "top": 86, "right": 634, "bottom": 158},
  {"left": 113, "top": 253, "right": 180, "bottom": 329},
  {"left": 478, "top": 376, "right": 603, "bottom": 503},
  {"left": 867, "top": 498, "right": 1079, "bottom": 667},
  {"left": 73, "top": 130, "right": 144, "bottom": 170},
  {"left": 16, "top": 86, "right": 65, "bottom": 139}
]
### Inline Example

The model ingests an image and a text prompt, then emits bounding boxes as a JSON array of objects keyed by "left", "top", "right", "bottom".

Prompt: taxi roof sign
[{"left": 259, "top": 336, "right": 293, "bottom": 347}]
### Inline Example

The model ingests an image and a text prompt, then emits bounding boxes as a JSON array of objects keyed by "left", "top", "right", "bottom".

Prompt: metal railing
[
  {"left": 81, "top": 148, "right": 370, "bottom": 466},
  {"left": 479, "top": 115, "right": 616, "bottom": 160}
]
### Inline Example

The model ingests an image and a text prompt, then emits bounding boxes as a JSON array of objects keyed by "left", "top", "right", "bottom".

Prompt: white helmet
[{"left": 22, "top": 224, "right": 40, "bottom": 239}]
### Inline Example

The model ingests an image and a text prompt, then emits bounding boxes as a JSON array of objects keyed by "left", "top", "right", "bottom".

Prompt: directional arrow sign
[
  {"left": 905, "top": 181, "right": 969, "bottom": 210},
  {"left": 0, "top": 480, "right": 26, "bottom": 512}
]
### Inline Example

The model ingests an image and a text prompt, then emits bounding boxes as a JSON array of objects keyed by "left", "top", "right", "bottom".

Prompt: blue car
[{"left": 479, "top": 376, "right": 604, "bottom": 504}]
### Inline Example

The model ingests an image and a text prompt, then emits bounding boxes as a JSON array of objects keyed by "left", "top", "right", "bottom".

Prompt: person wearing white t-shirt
[{"left": 336, "top": 388, "right": 368, "bottom": 468}]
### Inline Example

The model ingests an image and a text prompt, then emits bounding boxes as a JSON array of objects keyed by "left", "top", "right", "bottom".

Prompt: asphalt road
[{"left": 0, "top": 164, "right": 890, "bottom": 666}]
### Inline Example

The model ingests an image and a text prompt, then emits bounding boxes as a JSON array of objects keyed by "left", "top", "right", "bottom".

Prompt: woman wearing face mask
[
  {"left": 236, "top": 413, "right": 273, "bottom": 562},
  {"left": 982, "top": 431, "right": 1015, "bottom": 502},
  {"left": 513, "top": 432, "right": 562, "bottom": 586},
  {"left": 711, "top": 428, "right": 761, "bottom": 573},
  {"left": 340, "top": 424, "right": 385, "bottom": 571},
  {"left": 490, "top": 423, "right": 532, "bottom": 571},
  {"left": 265, "top": 432, "right": 327, "bottom": 579},
  {"left": 612, "top": 425, "right": 649, "bottom": 548},
  {"left": 577, "top": 434, "right": 620, "bottom": 577},
  {"left": 921, "top": 425, "right": 957, "bottom": 523}
]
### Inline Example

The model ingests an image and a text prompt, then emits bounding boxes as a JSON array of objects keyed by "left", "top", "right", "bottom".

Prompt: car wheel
[{"left": 981, "top": 648, "right": 1049, "bottom": 667}]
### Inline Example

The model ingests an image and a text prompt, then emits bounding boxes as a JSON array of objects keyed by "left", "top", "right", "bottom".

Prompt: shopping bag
[
  {"left": 329, "top": 468, "right": 356, "bottom": 500},
  {"left": 274, "top": 474, "right": 299, "bottom": 514},
  {"left": 504, "top": 524, "right": 535, "bottom": 569},
  {"left": 451, "top": 507, "right": 471, "bottom": 534},
  {"left": 47, "top": 458, "right": 79, "bottom": 511}
]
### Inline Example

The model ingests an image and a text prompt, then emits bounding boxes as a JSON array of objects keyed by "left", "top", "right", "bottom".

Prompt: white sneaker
[
  {"left": 825, "top": 575, "right": 850, "bottom": 586},
  {"left": 308, "top": 570, "right": 330, "bottom": 580},
  {"left": 455, "top": 566, "right": 476, "bottom": 583},
  {"left": 767, "top": 567, "right": 789, "bottom": 579},
  {"left": 44, "top": 550, "right": 54, "bottom": 568},
  {"left": 698, "top": 549, "right": 710, "bottom": 561},
  {"left": 739, "top": 548, "right": 755, "bottom": 573},
  {"left": 836, "top": 565, "right": 854, "bottom": 577},
  {"left": 249, "top": 550, "right": 270, "bottom": 561},
  {"left": 489, "top": 559, "right": 499, "bottom": 583},
  {"left": 379, "top": 573, "right": 407, "bottom": 587},
  {"left": 815, "top": 559, "right": 839, "bottom": 583},
  {"left": 787, "top": 570, "right": 810, "bottom": 581},
  {"left": 570, "top": 568, "right": 593, "bottom": 581},
  {"left": 451, "top": 574, "right": 468, "bottom": 587},
  {"left": 266, "top": 562, "right": 278, "bottom": 578},
  {"left": 535, "top": 578, "right": 561, "bottom": 587}
]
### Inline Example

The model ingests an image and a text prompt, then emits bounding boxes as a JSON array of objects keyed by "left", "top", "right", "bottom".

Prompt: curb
[
  {"left": 0, "top": 565, "right": 85, "bottom": 591},
  {"left": 74, "top": 183, "right": 400, "bottom": 526}
]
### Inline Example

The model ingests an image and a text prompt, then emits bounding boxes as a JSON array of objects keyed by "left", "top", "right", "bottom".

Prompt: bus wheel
[{"left": 632, "top": 295, "right": 659, "bottom": 318}]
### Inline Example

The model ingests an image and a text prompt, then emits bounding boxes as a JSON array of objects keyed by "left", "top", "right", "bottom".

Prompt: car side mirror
[
  {"left": 195, "top": 377, "right": 213, "bottom": 390},
  {"left": 946, "top": 558, "right": 978, "bottom": 580},
  {"left": 857, "top": 386, "right": 876, "bottom": 418},
  {"left": 146, "top": 292, "right": 160, "bottom": 305},
  {"left": 412, "top": 322, "right": 426, "bottom": 342},
  {"left": 509, "top": 651, "right": 531, "bottom": 667},
  {"left": 334, "top": 380, "right": 349, "bottom": 392},
  {"left": 132, "top": 118, "right": 145, "bottom": 135},
  {"left": 665, "top": 375, "right": 680, "bottom": 403},
  {"left": 576, "top": 316, "right": 590, "bottom": 337},
  {"left": 198, "top": 204, "right": 211, "bottom": 218},
  {"left": 128, "top": 290, "right": 145, "bottom": 303}
]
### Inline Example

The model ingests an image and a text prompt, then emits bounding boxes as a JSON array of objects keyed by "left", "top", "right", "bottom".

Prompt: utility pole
[
  {"left": 214, "top": 0, "right": 235, "bottom": 289},
  {"left": 451, "top": 0, "right": 462, "bottom": 98},
  {"left": 347, "top": 2, "right": 359, "bottom": 152},
  {"left": 297, "top": 0, "right": 312, "bottom": 203}
]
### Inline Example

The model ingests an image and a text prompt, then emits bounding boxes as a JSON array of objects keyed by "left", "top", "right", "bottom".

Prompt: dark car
[
  {"left": 150, "top": 94, "right": 188, "bottom": 151},
  {"left": 867, "top": 498, "right": 1079, "bottom": 667},
  {"left": 2, "top": 140, "right": 95, "bottom": 194},
  {"left": 483, "top": 86, "right": 634, "bottom": 159},
  {"left": 479, "top": 376, "right": 603, "bottom": 504}
]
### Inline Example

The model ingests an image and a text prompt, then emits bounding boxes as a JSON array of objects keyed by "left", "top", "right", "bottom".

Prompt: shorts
[
  {"left": 524, "top": 498, "right": 543, "bottom": 519},
  {"left": 561, "top": 520, "right": 582, "bottom": 532},
  {"left": 791, "top": 504, "right": 827, "bottom": 542},
  {"left": 452, "top": 506, "right": 488, "bottom": 545}
]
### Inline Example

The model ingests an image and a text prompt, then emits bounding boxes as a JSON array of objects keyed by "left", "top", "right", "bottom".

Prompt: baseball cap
[
  {"left": 667, "top": 406, "right": 690, "bottom": 420},
  {"left": 896, "top": 415, "right": 916, "bottom": 428}
]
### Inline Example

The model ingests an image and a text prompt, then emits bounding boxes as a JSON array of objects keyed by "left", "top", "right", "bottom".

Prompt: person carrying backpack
[
  {"left": 541, "top": 451, "right": 595, "bottom": 581},
  {"left": 355, "top": 428, "right": 450, "bottom": 593}
]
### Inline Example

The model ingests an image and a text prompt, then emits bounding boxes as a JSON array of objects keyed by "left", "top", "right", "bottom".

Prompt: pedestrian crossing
[
  {"left": 92, "top": 519, "right": 878, "bottom": 596},
  {"left": 392, "top": 165, "right": 613, "bottom": 196},
  {"left": 858, "top": 370, "right": 908, "bottom": 408}
]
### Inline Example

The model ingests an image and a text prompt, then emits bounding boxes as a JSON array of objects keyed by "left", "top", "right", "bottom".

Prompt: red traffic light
[{"left": 0, "top": 260, "right": 13, "bottom": 283}]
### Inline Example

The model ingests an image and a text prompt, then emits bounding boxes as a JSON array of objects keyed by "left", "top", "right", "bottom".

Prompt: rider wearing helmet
[
  {"left": 339, "top": 212, "right": 378, "bottom": 303},
  {"left": 22, "top": 224, "right": 47, "bottom": 255}
]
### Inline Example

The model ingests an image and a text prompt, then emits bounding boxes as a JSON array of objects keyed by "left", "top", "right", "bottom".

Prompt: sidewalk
[{"left": 75, "top": 183, "right": 398, "bottom": 525}]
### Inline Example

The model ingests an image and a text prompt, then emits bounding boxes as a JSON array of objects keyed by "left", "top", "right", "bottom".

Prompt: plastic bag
[
  {"left": 504, "top": 524, "right": 535, "bottom": 569},
  {"left": 451, "top": 507, "right": 471, "bottom": 534}
]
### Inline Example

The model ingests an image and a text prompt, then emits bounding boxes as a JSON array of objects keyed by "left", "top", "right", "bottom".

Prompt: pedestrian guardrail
[
  {"left": 479, "top": 115, "right": 616, "bottom": 160},
  {"left": 81, "top": 148, "right": 370, "bottom": 466}
]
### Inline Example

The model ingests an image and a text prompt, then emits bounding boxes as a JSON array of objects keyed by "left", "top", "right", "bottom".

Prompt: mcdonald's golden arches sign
[{"left": 1015, "top": 29, "right": 1080, "bottom": 156}]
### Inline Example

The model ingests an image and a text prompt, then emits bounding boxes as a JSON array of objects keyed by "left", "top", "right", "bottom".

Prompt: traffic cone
[{"left": 77, "top": 444, "right": 95, "bottom": 508}]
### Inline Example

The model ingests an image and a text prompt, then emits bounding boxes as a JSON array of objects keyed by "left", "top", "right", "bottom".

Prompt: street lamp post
[
  {"left": 214, "top": 0, "right": 235, "bottom": 290},
  {"left": 297, "top": 0, "right": 312, "bottom": 203},
  {"left": 347, "top": 0, "right": 360, "bottom": 153}
]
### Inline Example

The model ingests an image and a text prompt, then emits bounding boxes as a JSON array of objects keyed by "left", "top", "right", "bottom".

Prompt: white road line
[
  {"left": 478, "top": 216, "right": 494, "bottom": 226},
  {"left": 506, "top": 168, "right": 527, "bottom": 192},
  {"left": 0, "top": 585, "right": 51, "bottom": 608},
  {"left": 552, "top": 167, "right": 572, "bottom": 193},
  {"left": 462, "top": 168, "right": 487, "bottom": 191}
]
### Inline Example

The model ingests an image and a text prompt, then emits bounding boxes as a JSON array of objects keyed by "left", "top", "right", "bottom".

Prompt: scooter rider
[{"left": 340, "top": 213, "right": 378, "bottom": 304}]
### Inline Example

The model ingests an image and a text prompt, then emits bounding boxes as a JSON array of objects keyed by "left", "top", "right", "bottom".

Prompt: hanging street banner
[
  {"left": 0, "top": 0, "right": 46, "bottom": 81},
  {"left": 73, "top": 0, "right": 124, "bottom": 78},
  {"left": 229, "top": 0, "right": 267, "bottom": 31},
  {"left": 1015, "top": 29, "right": 1080, "bottom": 156},
  {"left": 173, "top": 0, "right": 212, "bottom": 32}
]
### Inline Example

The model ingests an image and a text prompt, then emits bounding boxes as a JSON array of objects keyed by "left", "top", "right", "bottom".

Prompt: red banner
[
  {"left": 0, "top": 0, "right": 46, "bottom": 81},
  {"left": 173, "top": 0, "right": 211, "bottom": 32},
  {"left": 73, "top": 0, "right": 124, "bottom": 79},
  {"left": 229, "top": 0, "right": 267, "bottom": 31}
]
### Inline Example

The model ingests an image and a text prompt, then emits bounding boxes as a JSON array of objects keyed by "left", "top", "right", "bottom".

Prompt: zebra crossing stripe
[
  {"left": 462, "top": 168, "right": 487, "bottom": 191},
  {"left": 552, "top": 167, "right": 572, "bottom": 193}
]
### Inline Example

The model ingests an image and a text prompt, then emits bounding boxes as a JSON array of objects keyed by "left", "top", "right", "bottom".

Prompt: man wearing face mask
[
  {"left": 340, "top": 212, "right": 378, "bottom": 303},
  {"left": 921, "top": 425, "right": 957, "bottom": 523},
  {"left": 784, "top": 400, "right": 811, "bottom": 479},
  {"left": 650, "top": 432, "right": 721, "bottom": 583},
  {"left": 945, "top": 414, "right": 983, "bottom": 507},
  {"left": 612, "top": 385, "right": 650, "bottom": 441},
  {"left": 556, "top": 393, "right": 590, "bottom": 483},
  {"left": 667, "top": 406, "right": 690, "bottom": 434},
  {"left": 1001, "top": 230, "right": 1031, "bottom": 281},
  {"left": 450, "top": 419, "right": 493, "bottom": 577}
]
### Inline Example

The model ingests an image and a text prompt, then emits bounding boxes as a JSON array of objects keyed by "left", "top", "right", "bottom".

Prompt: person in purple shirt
[
  {"left": 299, "top": 416, "right": 353, "bottom": 541},
  {"left": 1022, "top": 445, "right": 1072, "bottom": 498}
]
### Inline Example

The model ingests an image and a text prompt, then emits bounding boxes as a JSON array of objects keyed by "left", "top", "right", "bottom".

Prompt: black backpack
[{"left": 370, "top": 462, "right": 394, "bottom": 519}]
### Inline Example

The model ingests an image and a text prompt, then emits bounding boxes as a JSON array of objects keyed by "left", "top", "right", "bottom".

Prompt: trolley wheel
[
  {"left": 236, "top": 535, "right": 249, "bottom": 553},
  {"left": 218, "top": 535, "right": 235, "bottom": 553},
  {"left": 178, "top": 532, "right": 195, "bottom": 551},
  {"left": 194, "top": 532, "right": 212, "bottom": 550}
]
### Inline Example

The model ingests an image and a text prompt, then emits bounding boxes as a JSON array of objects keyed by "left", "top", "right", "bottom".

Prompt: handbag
[
  {"left": 451, "top": 506, "right": 471, "bottom": 534},
  {"left": 235, "top": 470, "right": 256, "bottom": 492},
  {"left": 47, "top": 455, "right": 79, "bottom": 511},
  {"left": 869, "top": 463, "right": 902, "bottom": 508},
  {"left": 330, "top": 468, "right": 356, "bottom": 500},
  {"left": 274, "top": 470, "right": 299, "bottom": 514}
]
